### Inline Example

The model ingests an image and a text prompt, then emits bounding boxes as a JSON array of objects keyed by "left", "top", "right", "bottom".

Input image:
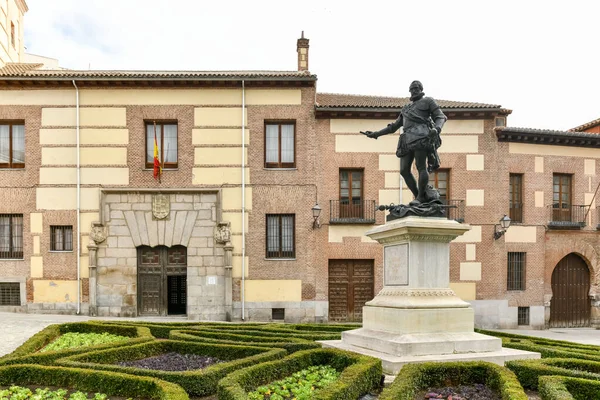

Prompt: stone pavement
[{"left": 1, "top": 311, "right": 599, "bottom": 358}]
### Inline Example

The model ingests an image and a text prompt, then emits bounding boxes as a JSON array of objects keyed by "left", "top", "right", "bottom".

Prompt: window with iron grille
[
  {"left": 265, "top": 121, "right": 295, "bottom": 168},
  {"left": 266, "top": 214, "right": 295, "bottom": 258},
  {"left": 0, "top": 214, "right": 23, "bottom": 259},
  {"left": 509, "top": 174, "right": 523, "bottom": 223},
  {"left": 518, "top": 306, "right": 530, "bottom": 325},
  {"left": 272, "top": 308, "right": 285, "bottom": 320},
  {"left": 50, "top": 226, "right": 73, "bottom": 252},
  {"left": 507, "top": 252, "right": 526, "bottom": 291},
  {"left": 0, "top": 282, "right": 20, "bottom": 306},
  {"left": 0, "top": 122, "right": 25, "bottom": 168}
]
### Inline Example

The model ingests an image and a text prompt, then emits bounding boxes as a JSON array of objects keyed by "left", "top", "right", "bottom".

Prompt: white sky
[{"left": 23, "top": 0, "right": 599, "bottom": 131}]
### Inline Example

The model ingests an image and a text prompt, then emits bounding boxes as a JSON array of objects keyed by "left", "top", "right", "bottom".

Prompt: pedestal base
[{"left": 320, "top": 339, "right": 540, "bottom": 375}]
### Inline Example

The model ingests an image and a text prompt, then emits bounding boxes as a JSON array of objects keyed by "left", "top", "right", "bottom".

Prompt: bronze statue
[{"left": 362, "top": 80, "right": 446, "bottom": 208}]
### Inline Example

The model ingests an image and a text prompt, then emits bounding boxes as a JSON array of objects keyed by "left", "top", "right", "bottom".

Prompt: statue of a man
[{"left": 362, "top": 80, "right": 447, "bottom": 205}]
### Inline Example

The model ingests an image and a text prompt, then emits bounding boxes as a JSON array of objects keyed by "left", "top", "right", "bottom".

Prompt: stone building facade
[{"left": 1, "top": 33, "right": 599, "bottom": 328}]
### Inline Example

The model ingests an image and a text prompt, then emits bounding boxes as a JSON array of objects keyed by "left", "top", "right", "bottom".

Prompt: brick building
[{"left": 0, "top": 31, "right": 598, "bottom": 328}]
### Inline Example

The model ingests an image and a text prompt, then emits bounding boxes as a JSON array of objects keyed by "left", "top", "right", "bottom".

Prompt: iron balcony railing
[
  {"left": 548, "top": 204, "right": 588, "bottom": 229},
  {"left": 509, "top": 202, "right": 523, "bottom": 223},
  {"left": 442, "top": 199, "right": 465, "bottom": 223},
  {"left": 330, "top": 200, "right": 376, "bottom": 224}
]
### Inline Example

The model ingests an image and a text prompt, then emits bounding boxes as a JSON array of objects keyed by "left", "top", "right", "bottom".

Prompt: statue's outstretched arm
[{"left": 361, "top": 114, "right": 403, "bottom": 139}]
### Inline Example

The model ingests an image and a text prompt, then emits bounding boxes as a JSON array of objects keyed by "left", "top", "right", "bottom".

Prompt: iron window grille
[
  {"left": 272, "top": 308, "right": 285, "bottom": 320},
  {"left": 0, "top": 282, "right": 20, "bottom": 306},
  {"left": 0, "top": 214, "right": 23, "bottom": 259},
  {"left": 50, "top": 225, "right": 73, "bottom": 252},
  {"left": 145, "top": 121, "right": 178, "bottom": 169},
  {"left": 0, "top": 122, "right": 25, "bottom": 169},
  {"left": 518, "top": 306, "right": 530, "bottom": 326},
  {"left": 266, "top": 214, "right": 295, "bottom": 258},
  {"left": 264, "top": 121, "right": 296, "bottom": 168},
  {"left": 507, "top": 252, "right": 526, "bottom": 291}
]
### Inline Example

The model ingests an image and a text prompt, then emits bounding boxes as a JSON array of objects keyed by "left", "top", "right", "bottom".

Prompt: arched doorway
[
  {"left": 137, "top": 245, "right": 187, "bottom": 316},
  {"left": 550, "top": 253, "right": 591, "bottom": 327}
]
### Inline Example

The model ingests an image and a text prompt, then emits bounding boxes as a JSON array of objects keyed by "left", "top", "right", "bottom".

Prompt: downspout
[
  {"left": 72, "top": 80, "right": 81, "bottom": 314},
  {"left": 241, "top": 80, "right": 246, "bottom": 320}
]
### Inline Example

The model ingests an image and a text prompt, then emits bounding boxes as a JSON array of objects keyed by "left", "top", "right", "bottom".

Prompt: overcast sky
[{"left": 23, "top": 0, "right": 599, "bottom": 131}]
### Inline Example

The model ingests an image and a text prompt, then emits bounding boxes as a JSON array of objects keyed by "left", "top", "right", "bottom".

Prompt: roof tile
[{"left": 570, "top": 117, "right": 600, "bottom": 132}]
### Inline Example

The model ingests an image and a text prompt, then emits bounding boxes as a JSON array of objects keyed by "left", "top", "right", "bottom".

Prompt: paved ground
[{"left": 1, "top": 311, "right": 599, "bottom": 357}]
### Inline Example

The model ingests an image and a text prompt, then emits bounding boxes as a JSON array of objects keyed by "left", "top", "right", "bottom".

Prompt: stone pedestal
[{"left": 321, "top": 217, "right": 539, "bottom": 374}]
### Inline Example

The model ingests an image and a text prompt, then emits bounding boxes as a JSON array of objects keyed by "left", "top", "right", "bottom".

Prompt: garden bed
[
  {"left": 56, "top": 340, "right": 286, "bottom": 397},
  {"left": 217, "top": 348, "right": 382, "bottom": 400}
]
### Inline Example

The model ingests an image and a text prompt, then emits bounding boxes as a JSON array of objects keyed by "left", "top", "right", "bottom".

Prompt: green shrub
[
  {"left": 170, "top": 329, "right": 321, "bottom": 353},
  {"left": 217, "top": 348, "right": 382, "bottom": 400},
  {"left": 56, "top": 340, "right": 286, "bottom": 396},
  {"left": 0, "top": 323, "right": 153, "bottom": 367},
  {"left": 40, "top": 332, "right": 130, "bottom": 352},
  {"left": 507, "top": 358, "right": 600, "bottom": 390},
  {"left": 192, "top": 326, "right": 342, "bottom": 341},
  {"left": 538, "top": 375, "right": 600, "bottom": 400},
  {"left": 0, "top": 364, "right": 188, "bottom": 399},
  {"left": 379, "top": 361, "right": 527, "bottom": 400}
]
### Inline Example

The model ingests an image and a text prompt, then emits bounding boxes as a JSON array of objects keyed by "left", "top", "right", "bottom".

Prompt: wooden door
[
  {"left": 550, "top": 253, "right": 590, "bottom": 327},
  {"left": 328, "top": 260, "right": 374, "bottom": 322},
  {"left": 138, "top": 246, "right": 187, "bottom": 316},
  {"left": 339, "top": 169, "right": 364, "bottom": 219}
]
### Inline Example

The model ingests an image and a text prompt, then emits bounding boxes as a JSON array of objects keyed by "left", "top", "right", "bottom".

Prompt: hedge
[
  {"left": 379, "top": 361, "right": 527, "bottom": 400},
  {"left": 170, "top": 329, "right": 321, "bottom": 353},
  {"left": 0, "top": 364, "right": 188, "bottom": 399},
  {"left": 0, "top": 322, "right": 153, "bottom": 366},
  {"left": 477, "top": 329, "right": 600, "bottom": 355},
  {"left": 56, "top": 339, "right": 286, "bottom": 396},
  {"left": 96, "top": 321, "right": 269, "bottom": 339},
  {"left": 217, "top": 348, "right": 381, "bottom": 400},
  {"left": 538, "top": 375, "right": 600, "bottom": 400},
  {"left": 506, "top": 358, "right": 600, "bottom": 390},
  {"left": 191, "top": 326, "right": 342, "bottom": 341}
]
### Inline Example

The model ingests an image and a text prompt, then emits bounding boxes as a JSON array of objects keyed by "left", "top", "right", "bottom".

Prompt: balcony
[
  {"left": 443, "top": 199, "right": 465, "bottom": 223},
  {"left": 547, "top": 204, "right": 588, "bottom": 229},
  {"left": 330, "top": 200, "right": 376, "bottom": 224},
  {"left": 509, "top": 202, "right": 523, "bottom": 223}
]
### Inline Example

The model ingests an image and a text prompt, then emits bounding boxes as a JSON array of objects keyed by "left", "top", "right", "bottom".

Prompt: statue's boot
[{"left": 409, "top": 198, "right": 422, "bottom": 206}]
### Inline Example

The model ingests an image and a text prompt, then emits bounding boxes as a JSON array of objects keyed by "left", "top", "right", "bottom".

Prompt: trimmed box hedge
[
  {"left": 170, "top": 329, "right": 321, "bottom": 353},
  {"left": 379, "top": 361, "right": 527, "bottom": 400},
  {"left": 538, "top": 375, "right": 600, "bottom": 400},
  {"left": 506, "top": 358, "right": 600, "bottom": 390},
  {"left": 0, "top": 364, "right": 188, "bottom": 399},
  {"left": 0, "top": 322, "right": 153, "bottom": 366},
  {"left": 56, "top": 339, "right": 286, "bottom": 396},
  {"left": 191, "top": 326, "right": 342, "bottom": 341},
  {"left": 97, "top": 321, "right": 269, "bottom": 339},
  {"left": 217, "top": 348, "right": 382, "bottom": 400}
]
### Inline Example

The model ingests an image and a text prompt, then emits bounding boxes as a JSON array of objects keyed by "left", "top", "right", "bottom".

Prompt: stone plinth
[{"left": 321, "top": 216, "right": 539, "bottom": 373}]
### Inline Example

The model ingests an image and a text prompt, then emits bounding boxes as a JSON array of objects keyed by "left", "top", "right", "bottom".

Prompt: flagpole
[{"left": 154, "top": 121, "right": 161, "bottom": 184}]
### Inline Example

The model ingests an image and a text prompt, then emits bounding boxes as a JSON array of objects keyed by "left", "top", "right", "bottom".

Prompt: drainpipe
[
  {"left": 241, "top": 80, "right": 246, "bottom": 320},
  {"left": 72, "top": 80, "right": 81, "bottom": 314}
]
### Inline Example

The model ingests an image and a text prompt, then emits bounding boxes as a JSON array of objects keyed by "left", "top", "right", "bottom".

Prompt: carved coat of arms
[
  {"left": 152, "top": 194, "right": 170, "bottom": 220},
  {"left": 215, "top": 221, "right": 231, "bottom": 244},
  {"left": 90, "top": 222, "right": 107, "bottom": 244}
]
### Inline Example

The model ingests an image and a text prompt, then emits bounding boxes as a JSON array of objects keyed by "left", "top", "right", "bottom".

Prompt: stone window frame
[
  {"left": 264, "top": 120, "right": 296, "bottom": 169},
  {"left": 144, "top": 120, "right": 178, "bottom": 170},
  {"left": 0, "top": 277, "right": 26, "bottom": 307}
]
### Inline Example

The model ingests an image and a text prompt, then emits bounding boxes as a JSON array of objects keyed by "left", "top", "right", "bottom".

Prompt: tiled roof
[
  {"left": 497, "top": 126, "right": 600, "bottom": 138},
  {"left": 496, "top": 126, "right": 600, "bottom": 148},
  {"left": 316, "top": 93, "right": 505, "bottom": 110},
  {"left": 570, "top": 117, "right": 600, "bottom": 132},
  {"left": 0, "top": 63, "right": 316, "bottom": 81}
]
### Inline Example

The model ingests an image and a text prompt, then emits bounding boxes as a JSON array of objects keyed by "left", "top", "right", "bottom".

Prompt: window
[
  {"left": 266, "top": 214, "right": 295, "bottom": 258},
  {"left": 145, "top": 121, "right": 178, "bottom": 169},
  {"left": 272, "top": 308, "right": 285, "bottom": 320},
  {"left": 431, "top": 169, "right": 450, "bottom": 201},
  {"left": 518, "top": 307, "right": 530, "bottom": 326},
  {"left": 507, "top": 252, "right": 526, "bottom": 291},
  {"left": 10, "top": 22, "right": 15, "bottom": 48},
  {"left": 0, "top": 214, "right": 23, "bottom": 259},
  {"left": 339, "top": 169, "right": 363, "bottom": 218},
  {"left": 50, "top": 226, "right": 73, "bottom": 252},
  {"left": 552, "top": 174, "right": 572, "bottom": 222},
  {"left": 0, "top": 282, "right": 20, "bottom": 306},
  {"left": 265, "top": 122, "right": 295, "bottom": 168},
  {"left": 509, "top": 174, "right": 523, "bottom": 223},
  {"left": 495, "top": 117, "right": 506, "bottom": 127},
  {"left": 0, "top": 122, "right": 25, "bottom": 168}
]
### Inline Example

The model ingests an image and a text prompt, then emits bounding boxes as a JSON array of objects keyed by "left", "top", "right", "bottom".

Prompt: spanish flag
[{"left": 153, "top": 126, "right": 161, "bottom": 180}]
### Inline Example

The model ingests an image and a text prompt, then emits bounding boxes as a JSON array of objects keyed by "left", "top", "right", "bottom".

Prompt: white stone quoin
[{"left": 321, "top": 216, "right": 539, "bottom": 374}]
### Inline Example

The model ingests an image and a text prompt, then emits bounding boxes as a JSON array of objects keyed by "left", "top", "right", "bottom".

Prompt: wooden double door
[
  {"left": 328, "top": 259, "right": 374, "bottom": 322},
  {"left": 138, "top": 245, "right": 187, "bottom": 316},
  {"left": 550, "top": 253, "right": 591, "bottom": 327}
]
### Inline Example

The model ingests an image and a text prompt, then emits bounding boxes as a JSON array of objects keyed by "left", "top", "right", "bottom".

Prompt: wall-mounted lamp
[
  {"left": 493, "top": 214, "right": 511, "bottom": 240},
  {"left": 312, "top": 203, "right": 322, "bottom": 229}
]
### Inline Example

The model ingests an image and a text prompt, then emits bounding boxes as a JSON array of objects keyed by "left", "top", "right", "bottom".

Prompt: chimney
[{"left": 297, "top": 31, "right": 309, "bottom": 71}]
